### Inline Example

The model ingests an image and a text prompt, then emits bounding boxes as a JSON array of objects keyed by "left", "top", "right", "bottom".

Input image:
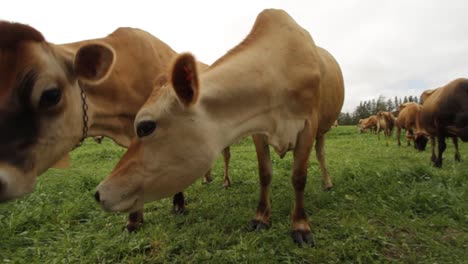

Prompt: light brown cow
[
  {"left": 376, "top": 111, "right": 396, "bottom": 139},
  {"left": 95, "top": 9, "right": 344, "bottom": 246},
  {"left": 395, "top": 102, "right": 427, "bottom": 149},
  {"left": 415, "top": 78, "right": 468, "bottom": 167},
  {"left": 0, "top": 21, "right": 229, "bottom": 230},
  {"left": 358, "top": 115, "right": 378, "bottom": 133}
]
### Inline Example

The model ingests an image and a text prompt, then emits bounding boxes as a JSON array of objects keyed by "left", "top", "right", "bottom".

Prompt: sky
[{"left": 2, "top": 0, "right": 467, "bottom": 112}]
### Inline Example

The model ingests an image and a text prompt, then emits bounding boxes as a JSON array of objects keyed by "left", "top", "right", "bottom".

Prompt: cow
[
  {"left": 376, "top": 111, "right": 396, "bottom": 139},
  {"left": 358, "top": 115, "right": 378, "bottom": 133},
  {"left": 0, "top": 21, "right": 230, "bottom": 230},
  {"left": 395, "top": 102, "right": 427, "bottom": 149},
  {"left": 415, "top": 78, "right": 468, "bottom": 167},
  {"left": 95, "top": 9, "right": 345, "bottom": 246}
]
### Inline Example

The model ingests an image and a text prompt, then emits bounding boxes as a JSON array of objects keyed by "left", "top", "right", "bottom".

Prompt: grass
[{"left": 1, "top": 126, "right": 467, "bottom": 263}]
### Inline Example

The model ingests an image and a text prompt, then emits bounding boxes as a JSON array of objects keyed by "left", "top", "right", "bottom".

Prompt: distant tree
[
  {"left": 408, "top": 95, "right": 414, "bottom": 102},
  {"left": 375, "top": 95, "right": 387, "bottom": 113},
  {"left": 403, "top": 96, "right": 408, "bottom": 103},
  {"left": 386, "top": 99, "right": 394, "bottom": 112},
  {"left": 394, "top": 96, "right": 399, "bottom": 109}
]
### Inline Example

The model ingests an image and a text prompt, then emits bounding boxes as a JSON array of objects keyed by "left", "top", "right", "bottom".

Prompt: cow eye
[
  {"left": 39, "top": 88, "right": 62, "bottom": 108},
  {"left": 137, "top": 120, "right": 157, "bottom": 138}
]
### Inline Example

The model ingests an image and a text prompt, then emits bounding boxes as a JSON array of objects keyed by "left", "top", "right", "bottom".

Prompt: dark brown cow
[
  {"left": 395, "top": 102, "right": 427, "bottom": 149},
  {"left": 415, "top": 78, "right": 468, "bottom": 167}
]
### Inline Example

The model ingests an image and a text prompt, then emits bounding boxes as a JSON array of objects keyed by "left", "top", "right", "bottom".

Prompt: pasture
[{"left": 0, "top": 126, "right": 467, "bottom": 263}]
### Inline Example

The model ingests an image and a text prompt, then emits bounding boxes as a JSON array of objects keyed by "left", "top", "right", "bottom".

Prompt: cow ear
[
  {"left": 74, "top": 42, "right": 115, "bottom": 85},
  {"left": 171, "top": 53, "right": 199, "bottom": 107}
]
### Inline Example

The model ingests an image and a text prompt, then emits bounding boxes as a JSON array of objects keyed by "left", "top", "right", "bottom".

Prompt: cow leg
[
  {"left": 435, "top": 134, "right": 446, "bottom": 168},
  {"left": 222, "top": 147, "right": 232, "bottom": 188},
  {"left": 126, "top": 210, "right": 144, "bottom": 232},
  {"left": 430, "top": 136, "right": 437, "bottom": 164},
  {"left": 397, "top": 127, "right": 401, "bottom": 146},
  {"left": 315, "top": 134, "right": 333, "bottom": 190},
  {"left": 172, "top": 192, "right": 186, "bottom": 214},
  {"left": 202, "top": 169, "right": 213, "bottom": 184},
  {"left": 452, "top": 137, "right": 461, "bottom": 162},
  {"left": 291, "top": 122, "right": 315, "bottom": 246},
  {"left": 249, "top": 134, "right": 272, "bottom": 231}
]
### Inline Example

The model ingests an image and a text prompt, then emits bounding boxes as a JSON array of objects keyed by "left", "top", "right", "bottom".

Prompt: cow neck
[
  {"left": 200, "top": 58, "right": 301, "bottom": 154},
  {"left": 81, "top": 82, "right": 142, "bottom": 148}
]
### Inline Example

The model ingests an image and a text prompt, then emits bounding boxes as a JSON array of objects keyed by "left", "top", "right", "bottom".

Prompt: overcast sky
[{"left": 2, "top": 0, "right": 467, "bottom": 112}]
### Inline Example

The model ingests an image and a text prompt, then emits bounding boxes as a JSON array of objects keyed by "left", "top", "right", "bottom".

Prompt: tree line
[{"left": 338, "top": 95, "right": 422, "bottom": 125}]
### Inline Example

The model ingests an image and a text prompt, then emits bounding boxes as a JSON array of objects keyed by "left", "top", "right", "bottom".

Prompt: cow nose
[{"left": 94, "top": 191, "right": 101, "bottom": 203}]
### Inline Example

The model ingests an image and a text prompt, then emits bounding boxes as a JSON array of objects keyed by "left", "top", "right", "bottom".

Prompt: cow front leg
[
  {"left": 172, "top": 192, "right": 186, "bottom": 214},
  {"left": 434, "top": 135, "right": 446, "bottom": 168},
  {"left": 315, "top": 134, "right": 333, "bottom": 190},
  {"left": 249, "top": 134, "right": 272, "bottom": 231},
  {"left": 126, "top": 210, "right": 144, "bottom": 232},
  {"left": 430, "top": 136, "right": 437, "bottom": 164},
  {"left": 202, "top": 169, "right": 213, "bottom": 184},
  {"left": 291, "top": 122, "right": 315, "bottom": 246},
  {"left": 222, "top": 147, "right": 232, "bottom": 188},
  {"left": 452, "top": 137, "right": 461, "bottom": 162}
]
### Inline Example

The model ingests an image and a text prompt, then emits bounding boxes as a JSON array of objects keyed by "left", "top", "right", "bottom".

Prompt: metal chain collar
[{"left": 73, "top": 82, "right": 89, "bottom": 150}]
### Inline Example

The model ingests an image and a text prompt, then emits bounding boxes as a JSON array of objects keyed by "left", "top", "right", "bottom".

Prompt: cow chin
[
  {"left": 414, "top": 135, "right": 428, "bottom": 151},
  {"left": 0, "top": 165, "right": 36, "bottom": 202}
]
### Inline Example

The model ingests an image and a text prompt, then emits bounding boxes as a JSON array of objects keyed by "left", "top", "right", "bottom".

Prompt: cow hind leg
[
  {"left": 126, "top": 210, "right": 144, "bottom": 232},
  {"left": 202, "top": 169, "right": 213, "bottom": 184},
  {"left": 452, "top": 137, "right": 461, "bottom": 162},
  {"left": 291, "top": 122, "right": 315, "bottom": 246},
  {"left": 249, "top": 134, "right": 272, "bottom": 231},
  {"left": 315, "top": 134, "right": 333, "bottom": 190},
  {"left": 222, "top": 147, "right": 232, "bottom": 188},
  {"left": 430, "top": 136, "right": 437, "bottom": 164}
]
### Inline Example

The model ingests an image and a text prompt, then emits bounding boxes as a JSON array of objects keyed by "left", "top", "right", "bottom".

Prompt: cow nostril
[{"left": 94, "top": 191, "right": 101, "bottom": 203}]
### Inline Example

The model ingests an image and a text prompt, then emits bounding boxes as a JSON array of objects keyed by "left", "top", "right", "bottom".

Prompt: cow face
[
  {"left": 0, "top": 22, "right": 115, "bottom": 202},
  {"left": 95, "top": 53, "right": 217, "bottom": 212},
  {"left": 414, "top": 133, "right": 428, "bottom": 151}
]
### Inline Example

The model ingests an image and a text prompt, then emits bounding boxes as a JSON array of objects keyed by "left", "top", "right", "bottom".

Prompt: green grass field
[{"left": 1, "top": 126, "right": 467, "bottom": 263}]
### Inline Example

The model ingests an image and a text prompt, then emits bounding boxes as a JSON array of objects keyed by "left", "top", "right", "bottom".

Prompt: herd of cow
[
  {"left": 358, "top": 78, "right": 468, "bottom": 168},
  {"left": 0, "top": 9, "right": 466, "bottom": 247}
]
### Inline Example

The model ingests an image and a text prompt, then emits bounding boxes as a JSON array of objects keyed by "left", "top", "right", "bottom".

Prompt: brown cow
[
  {"left": 415, "top": 78, "right": 468, "bottom": 167},
  {"left": 358, "top": 115, "right": 378, "bottom": 133},
  {"left": 376, "top": 111, "right": 396, "bottom": 139},
  {"left": 0, "top": 22, "right": 229, "bottom": 230},
  {"left": 95, "top": 9, "right": 344, "bottom": 246},
  {"left": 395, "top": 102, "right": 428, "bottom": 149}
]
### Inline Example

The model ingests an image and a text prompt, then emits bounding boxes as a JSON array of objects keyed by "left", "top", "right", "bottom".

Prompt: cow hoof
[
  {"left": 124, "top": 222, "right": 142, "bottom": 233},
  {"left": 291, "top": 230, "right": 315, "bottom": 247},
  {"left": 223, "top": 180, "right": 231, "bottom": 189},
  {"left": 248, "top": 219, "right": 270, "bottom": 231},
  {"left": 323, "top": 184, "right": 333, "bottom": 191},
  {"left": 172, "top": 205, "right": 187, "bottom": 215},
  {"left": 202, "top": 177, "right": 213, "bottom": 185},
  {"left": 455, "top": 155, "right": 461, "bottom": 162}
]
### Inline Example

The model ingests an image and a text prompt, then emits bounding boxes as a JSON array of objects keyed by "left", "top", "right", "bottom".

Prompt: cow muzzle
[{"left": 0, "top": 167, "right": 35, "bottom": 202}]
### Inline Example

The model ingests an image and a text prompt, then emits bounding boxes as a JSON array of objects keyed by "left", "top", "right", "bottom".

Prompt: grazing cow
[
  {"left": 376, "top": 111, "right": 396, "bottom": 139},
  {"left": 95, "top": 9, "right": 344, "bottom": 246},
  {"left": 0, "top": 21, "right": 230, "bottom": 230},
  {"left": 358, "top": 115, "right": 378, "bottom": 133},
  {"left": 395, "top": 102, "right": 427, "bottom": 149},
  {"left": 415, "top": 78, "right": 468, "bottom": 167}
]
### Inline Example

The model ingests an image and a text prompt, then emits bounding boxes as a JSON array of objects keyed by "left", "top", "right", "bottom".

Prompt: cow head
[
  {"left": 0, "top": 21, "right": 115, "bottom": 202},
  {"left": 95, "top": 53, "right": 218, "bottom": 212},
  {"left": 414, "top": 133, "right": 429, "bottom": 151}
]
